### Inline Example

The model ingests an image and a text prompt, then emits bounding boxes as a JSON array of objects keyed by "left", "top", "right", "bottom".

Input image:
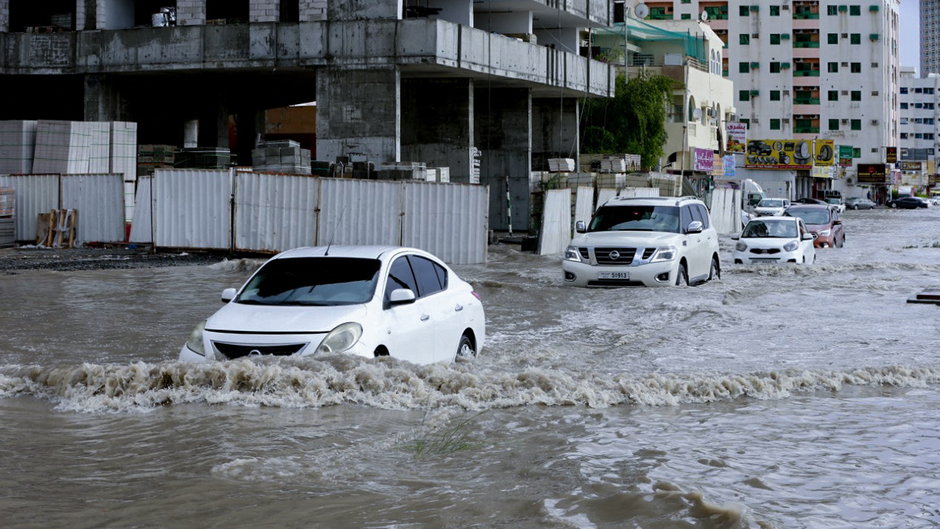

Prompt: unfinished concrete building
[{"left": 0, "top": 0, "right": 615, "bottom": 230}]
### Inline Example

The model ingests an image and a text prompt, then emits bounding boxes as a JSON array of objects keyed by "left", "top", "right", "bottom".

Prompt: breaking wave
[{"left": 1, "top": 356, "right": 937, "bottom": 413}]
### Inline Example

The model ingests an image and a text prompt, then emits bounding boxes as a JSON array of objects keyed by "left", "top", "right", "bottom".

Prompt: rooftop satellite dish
[
  {"left": 700, "top": 10, "right": 709, "bottom": 21},
  {"left": 634, "top": 3, "right": 650, "bottom": 19}
]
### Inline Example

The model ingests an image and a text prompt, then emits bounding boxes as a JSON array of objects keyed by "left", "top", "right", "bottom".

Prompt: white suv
[{"left": 562, "top": 196, "right": 721, "bottom": 287}]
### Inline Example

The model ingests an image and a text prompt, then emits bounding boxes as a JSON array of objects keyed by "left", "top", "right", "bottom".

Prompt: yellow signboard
[
  {"left": 814, "top": 140, "right": 835, "bottom": 166},
  {"left": 745, "top": 139, "right": 836, "bottom": 169}
]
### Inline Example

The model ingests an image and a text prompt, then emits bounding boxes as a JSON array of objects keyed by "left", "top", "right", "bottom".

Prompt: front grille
[
  {"left": 213, "top": 342, "right": 307, "bottom": 359},
  {"left": 594, "top": 247, "right": 637, "bottom": 265},
  {"left": 749, "top": 248, "right": 781, "bottom": 255},
  {"left": 578, "top": 247, "right": 590, "bottom": 260}
]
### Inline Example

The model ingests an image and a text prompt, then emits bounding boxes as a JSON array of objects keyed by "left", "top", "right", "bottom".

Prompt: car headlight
[
  {"left": 185, "top": 320, "right": 206, "bottom": 356},
  {"left": 650, "top": 246, "right": 677, "bottom": 263},
  {"left": 316, "top": 322, "right": 363, "bottom": 355},
  {"left": 735, "top": 242, "right": 748, "bottom": 252},
  {"left": 564, "top": 246, "right": 582, "bottom": 262},
  {"left": 783, "top": 241, "right": 799, "bottom": 252},
  {"left": 819, "top": 229, "right": 831, "bottom": 236}
]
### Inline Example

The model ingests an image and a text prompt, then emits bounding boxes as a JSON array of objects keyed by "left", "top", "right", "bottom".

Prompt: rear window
[{"left": 237, "top": 257, "right": 380, "bottom": 306}]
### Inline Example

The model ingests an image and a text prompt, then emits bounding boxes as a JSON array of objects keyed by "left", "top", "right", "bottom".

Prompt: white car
[
  {"left": 562, "top": 196, "right": 721, "bottom": 287},
  {"left": 754, "top": 198, "right": 791, "bottom": 217},
  {"left": 824, "top": 197, "right": 846, "bottom": 214},
  {"left": 732, "top": 216, "right": 816, "bottom": 265},
  {"left": 179, "top": 246, "right": 485, "bottom": 365}
]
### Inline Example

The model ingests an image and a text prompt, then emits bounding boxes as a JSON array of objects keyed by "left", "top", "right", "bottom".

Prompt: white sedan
[
  {"left": 179, "top": 246, "right": 485, "bottom": 365},
  {"left": 732, "top": 216, "right": 816, "bottom": 265}
]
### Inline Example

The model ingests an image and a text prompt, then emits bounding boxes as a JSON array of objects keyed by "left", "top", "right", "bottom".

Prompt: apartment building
[
  {"left": 922, "top": 0, "right": 940, "bottom": 75},
  {"left": 629, "top": 0, "right": 901, "bottom": 196},
  {"left": 898, "top": 66, "right": 939, "bottom": 191}
]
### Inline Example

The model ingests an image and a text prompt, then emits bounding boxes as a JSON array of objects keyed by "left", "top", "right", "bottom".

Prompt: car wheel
[
  {"left": 891, "top": 202, "right": 897, "bottom": 208},
  {"left": 456, "top": 334, "right": 476, "bottom": 360},
  {"left": 707, "top": 256, "right": 720, "bottom": 282},
  {"left": 675, "top": 262, "right": 689, "bottom": 286}
]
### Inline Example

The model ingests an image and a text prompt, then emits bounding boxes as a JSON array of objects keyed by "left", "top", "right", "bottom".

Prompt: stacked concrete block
[
  {"left": 548, "top": 158, "right": 576, "bottom": 172},
  {"left": 250, "top": 0, "right": 279, "bottom": 22},
  {"left": 378, "top": 162, "right": 428, "bottom": 181},
  {"left": 176, "top": 0, "right": 206, "bottom": 26},
  {"left": 138, "top": 144, "right": 177, "bottom": 176},
  {"left": 111, "top": 122, "right": 138, "bottom": 223},
  {"left": 600, "top": 156, "right": 627, "bottom": 173},
  {"left": 88, "top": 122, "right": 112, "bottom": 174},
  {"left": 299, "top": 0, "right": 328, "bottom": 21},
  {"left": 32, "top": 120, "right": 94, "bottom": 174},
  {"left": 252, "top": 140, "right": 312, "bottom": 174},
  {"left": 0, "top": 120, "right": 38, "bottom": 174}
]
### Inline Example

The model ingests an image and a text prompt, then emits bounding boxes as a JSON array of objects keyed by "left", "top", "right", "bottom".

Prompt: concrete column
[
  {"left": 401, "top": 79, "right": 474, "bottom": 182},
  {"left": 84, "top": 74, "right": 128, "bottom": 121},
  {"left": 249, "top": 0, "right": 278, "bottom": 23},
  {"left": 0, "top": 0, "right": 9, "bottom": 33},
  {"left": 316, "top": 66, "right": 400, "bottom": 164},
  {"left": 177, "top": 0, "right": 206, "bottom": 26},
  {"left": 475, "top": 87, "right": 532, "bottom": 232},
  {"left": 532, "top": 97, "right": 579, "bottom": 172},
  {"left": 299, "top": 0, "right": 327, "bottom": 21}
]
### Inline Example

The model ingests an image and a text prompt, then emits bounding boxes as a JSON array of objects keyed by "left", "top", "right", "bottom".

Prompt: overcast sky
[{"left": 899, "top": 1, "right": 920, "bottom": 72}]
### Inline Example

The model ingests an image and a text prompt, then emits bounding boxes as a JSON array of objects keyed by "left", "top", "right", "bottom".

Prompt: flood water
[{"left": 1, "top": 207, "right": 939, "bottom": 528}]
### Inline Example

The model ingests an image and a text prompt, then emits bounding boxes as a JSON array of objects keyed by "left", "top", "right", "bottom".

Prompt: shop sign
[
  {"left": 856, "top": 163, "right": 887, "bottom": 184},
  {"left": 745, "top": 139, "right": 830, "bottom": 169},
  {"left": 693, "top": 148, "right": 714, "bottom": 172},
  {"left": 900, "top": 161, "right": 922, "bottom": 171},
  {"left": 726, "top": 122, "right": 747, "bottom": 153},
  {"left": 885, "top": 146, "right": 897, "bottom": 163}
]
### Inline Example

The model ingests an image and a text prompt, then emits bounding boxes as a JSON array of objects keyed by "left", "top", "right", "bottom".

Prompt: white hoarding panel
[
  {"left": 0, "top": 174, "right": 58, "bottom": 242},
  {"left": 60, "top": 173, "right": 125, "bottom": 244},
  {"left": 153, "top": 169, "right": 232, "bottom": 250},
  {"left": 596, "top": 188, "right": 617, "bottom": 211},
  {"left": 574, "top": 186, "right": 594, "bottom": 231},
  {"left": 318, "top": 179, "right": 402, "bottom": 246},
  {"left": 402, "top": 182, "right": 488, "bottom": 264},
  {"left": 129, "top": 176, "right": 153, "bottom": 243},
  {"left": 234, "top": 171, "right": 319, "bottom": 253},
  {"left": 538, "top": 189, "right": 572, "bottom": 256}
]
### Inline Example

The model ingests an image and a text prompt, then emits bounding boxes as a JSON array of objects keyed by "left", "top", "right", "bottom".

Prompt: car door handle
[
  {"left": 420, "top": 314, "right": 430, "bottom": 321},
  {"left": 455, "top": 304, "right": 464, "bottom": 312}
]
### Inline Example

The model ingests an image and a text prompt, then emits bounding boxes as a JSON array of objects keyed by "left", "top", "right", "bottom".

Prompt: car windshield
[
  {"left": 758, "top": 199, "right": 784, "bottom": 208},
  {"left": 236, "top": 257, "right": 381, "bottom": 306},
  {"left": 588, "top": 205, "right": 680, "bottom": 233},
  {"left": 742, "top": 219, "right": 798, "bottom": 238},
  {"left": 786, "top": 208, "right": 830, "bottom": 225},
  {"left": 826, "top": 198, "right": 841, "bottom": 204}
]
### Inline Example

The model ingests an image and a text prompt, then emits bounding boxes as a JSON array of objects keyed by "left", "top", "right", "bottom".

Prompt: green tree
[{"left": 581, "top": 72, "right": 678, "bottom": 169}]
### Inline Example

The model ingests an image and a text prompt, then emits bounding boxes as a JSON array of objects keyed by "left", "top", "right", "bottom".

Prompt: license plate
[{"left": 599, "top": 271, "right": 630, "bottom": 280}]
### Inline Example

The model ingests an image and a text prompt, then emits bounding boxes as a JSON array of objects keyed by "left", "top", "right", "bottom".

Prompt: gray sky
[{"left": 899, "top": 0, "right": 919, "bottom": 71}]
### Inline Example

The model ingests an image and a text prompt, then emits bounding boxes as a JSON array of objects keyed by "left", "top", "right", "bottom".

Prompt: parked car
[
  {"left": 785, "top": 205, "right": 845, "bottom": 248},
  {"left": 888, "top": 196, "right": 930, "bottom": 209},
  {"left": 562, "top": 196, "right": 720, "bottom": 287},
  {"left": 824, "top": 197, "right": 846, "bottom": 213},
  {"left": 179, "top": 246, "right": 485, "bottom": 365},
  {"left": 733, "top": 216, "right": 816, "bottom": 265},
  {"left": 794, "top": 197, "right": 828, "bottom": 206},
  {"left": 754, "top": 198, "right": 791, "bottom": 217},
  {"left": 845, "top": 197, "right": 876, "bottom": 210}
]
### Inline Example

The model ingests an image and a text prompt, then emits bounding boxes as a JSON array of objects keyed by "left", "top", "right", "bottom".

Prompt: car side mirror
[
  {"left": 687, "top": 220, "right": 704, "bottom": 234},
  {"left": 802, "top": 233, "right": 814, "bottom": 241},
  {"left": 731, "top": 234, "right": 740, "bottom": 240},
  {"left": 221, "top": 288, "right": 237, "bottom": 303},
  {"left": 389, "top": 288, "right": 417, "bottom": 305},
  {"left": 833, "top": 219, "right": 842, "bottom": 225},
  {"left": 575, "top": 220, "right": 587, "bottom": 233}
]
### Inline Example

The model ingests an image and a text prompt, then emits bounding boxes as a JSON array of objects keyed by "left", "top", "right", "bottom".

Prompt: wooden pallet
[{"left": 35, "top": 209, "right": 77, "bottom": 248}]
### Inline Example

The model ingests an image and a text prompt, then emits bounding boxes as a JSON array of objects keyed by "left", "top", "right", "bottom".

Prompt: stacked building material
[
  {"left": 377, "top": 162, "right": 427, "bottom": 181},
  {"left": 0, "top": 187, "right": 13, "bottom": 248},
  {"left": 137, "top": 144, "right": 177, "bottom": 176},
  {"left": 111, "top": 122, "right": 138, "bottom": 223},
  {"left": 32, "top": 120, "right": 94, "bottom": 174},
  {"left": 548, "top": 158, "right": 576, "bottom": 172},
  {"left": 0, "top": 120, "right": 38, "bottom": 174},
  {"left": 251, "top": 140, "right": 311, "bottom": 174},
  {"left": 175, "top": 147, "right": 233, "bottom": 169}
]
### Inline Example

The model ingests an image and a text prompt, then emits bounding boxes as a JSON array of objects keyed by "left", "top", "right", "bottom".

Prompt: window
[
  {"left": 900, "top": 102, "right": 908, "bottom": 109},
  {"left": 827, "top": 5, "right": 838, "bottom": 15},
  {"left": 770, "top": 62, "right": 781, "bottom": 73},
  {"left": 850, "top": 33, "right": 861, "bottom": 44},
  {"left": 851, "top": 119, "right": 862, "bottom": 130},
  {"left": 871, "top": 62, "right": 879, "bottom": 68},
  {"left": 829, "top": 119, "right": 840, "bottom": 130},
  {"left": 771, "top": 33, "right": 781, "bottom": 45},
  {"left": 690, "top": 204, "right": 710, "bottom": 229},
  {"left": 828, "top": 90, "right": 839, "bottom": 101},
  {"left": 739, "top": 90, "right": 751, "bottom": 101},
  {"left": 408, "top": 256, "right": 447, "bottom": 297},
  {"left": 853, "top": 148, "right": 861, "bottom": 158},
  {"left": 207, "top": 0, "right": 250, "bottom": 23},
  {"left": 828, "top": 33, "right": 838, "bottom": 44},
  {"left": 740, "top": 34, "right": 750, "bottom": 45},
  {"left": 739, "top": 62, "right": 750, "bottom": 73},
  {"left": 851, "top": 91, "right": 861, "bottom": 101},
  {"left": 915, "top": 87, "right": 923, "bottom": 93},
  {"left": 770, "top": 90, "right": 781, "bottom": 101},
  {"left": 740, "top": 119, "right": 750, "bottom": 127},
  {"left": 900, "top": 87, "right": 908, "bottom": 94},
  {"left": 739, "top": 5, "right": 750, "bottom": 16},
  {"left": 681, "top": 13, "right": 692, "bottom": 19},
  {"left": 926, "top": 88, "right": 935, "bottom": 95},
  {"left": 770, "top": 5, "right": 780, "bottom": 16},
  {"left": 280, "top": 0, "right": 299, "bottom": 22},
  {"left": 900, "top": 132, "right": 909, "bottom": 139},
  {"left": 828, "top": 62, "right": 839, "bottom": 73},
  {"left": 850, "top": 5, "right": 861, "bottom": 15},
  {"left": 851, "top": 63, "right": 861, "bottom": 73},
  {"left": 872, "top": 90, "right": 879, "bottom": 96},
  {"left": 386, "top": 257, "right": 419, "bottom": 299},
  {"left": 770, "top": 118, "right": 781, "bottom": 130}
]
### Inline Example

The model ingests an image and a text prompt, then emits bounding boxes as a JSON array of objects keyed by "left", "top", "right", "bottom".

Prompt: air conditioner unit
[
  {"left": 841, "top": 119, "right": 849, "bottom": 124},
  {"left": 846, "top": 177, "right": 855, "bottom": 185},
  {"left": 841, "top": 90, "right": 849, "bottom": 95},
  {"left": 752, "top": 33, "right": 760, "bottom": 38},
  {"left": 783, "top": 89, "right": 790, "bottom": 95},
  {"left": 871, "top": 119, "right": 879, "bottom": 125},
  {"left": 783, "top": 118, "right": 790, "bottom": 123},
  {"left": 841, "top": 62, "right": 849, "bottom": 66}
]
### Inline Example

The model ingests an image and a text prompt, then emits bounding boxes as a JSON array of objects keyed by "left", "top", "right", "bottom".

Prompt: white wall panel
[
  {"left": 153, "top": 169, "right": 233, "bottom": 250},
  {"left": 129, "top": 176, "right": 153, "bottom": 243},
  {"left": 574, "top": 186, "right": 594, "bottom": 231},
  {"left": 0, "top": 174, "right": 58, "bottom": 242},
  {"left": 538, "top": 189, "right": 571, "bottom": 256},
  {"left": 402, "top": 181, "right": 488, "bottom": 265},
  {"left": 596, "top": 188, "right": 617, "bottom": 211},
  {"left": 234, "top": 171, "right": 319, "bottom": 253},
  {"left": 317, "top": 179, "right": 402, "bottom": 246},
  {"left": 60, "top": 173, "right": 125, "bottom": 244}
]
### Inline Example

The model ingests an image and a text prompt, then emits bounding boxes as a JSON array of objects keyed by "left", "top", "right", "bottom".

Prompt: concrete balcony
[{"left": 0, "top": 19, "right": 613, "bottom": 98}]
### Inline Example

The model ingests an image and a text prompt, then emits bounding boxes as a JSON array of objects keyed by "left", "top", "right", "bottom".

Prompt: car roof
[
  {"left": 271, "top": 245, "right": 423, "bottom": 261},
  {"left": 748, "top": 215, "right": 796, "bottom": 221},
  {"left": 602, "top": 196, "right": 703, "bottom": 207},
  {"left": 787, "top": 204, "right": 830, "bottom": 209}
]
